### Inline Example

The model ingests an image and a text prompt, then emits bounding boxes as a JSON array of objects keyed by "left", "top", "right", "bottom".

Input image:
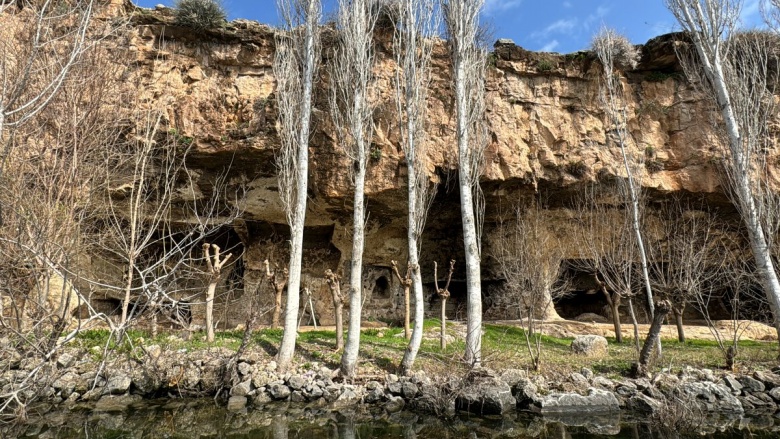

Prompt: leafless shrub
[
  {"left": 174, "top": 0, "right": 226, "bottom": 31},
  {"left": 591, "top": 27, "right": 640, "bottom": 71},
  {"left": 488, "top": 201, "right": 570, "bottom": 371}
]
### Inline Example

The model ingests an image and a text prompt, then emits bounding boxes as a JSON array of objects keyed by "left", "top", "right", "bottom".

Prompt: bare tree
[
  {"left": 665, "top": 0, "right": 780, "bottom": 342},
  {"left": 274, "top": 0, "right": 322, "bottom": 371},
  {"left": 329, "top": 0, "right": 379, "bottom": 380},
  {"left": 442, "top": 0, "right": 488, "bottom": 368},
  {"left": 391, "top": 260, "right": 413, "bottom": 340},
  {"left": 761, "top": 0, "right": 780, "bottom": 31},
  {"left": 572, "top": 185, "right": 643, "bottom": 346},
  {"left": 0, "top": 0, "right": 95, "bottom": 199},
  {"left": 632, "top": 300, "right": 671, "bottom": 377},
  {"left": 489, "top": 203, "right": 569, "bottom": 371},
  {"left": 691, "top": 256, "right": 755, "bottom": 370},
  {"left": 591, "top": 28, "right": 655, "bottom": 320},
  {"left": 265, "top": 259, "right": 289, "bottom": 329},
  {"left": 434, "top": 260, "right": 455, "bottom": 350},
  {"left": 388, "top": 0, "right": 439, "bottom": 376},
  {"left": 203, "top": 243, "right": 232, "bottom": 342},
  {"left": 325, "top": 268, "right": 345, "bottom": 350},
  {"left": 649, "top": 200, "right": 720, "bottom": 342}
]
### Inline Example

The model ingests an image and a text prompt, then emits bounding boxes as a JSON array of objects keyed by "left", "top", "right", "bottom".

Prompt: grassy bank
[{"left": 73, "top": 319, "right": 778, "bottom": 379}]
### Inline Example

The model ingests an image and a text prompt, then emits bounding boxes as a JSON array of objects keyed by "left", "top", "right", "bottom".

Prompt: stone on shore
[
  {"left": 532, "top": 388, "right": 620, "bottom": 414},
  {"left": 571, "top": 335, "right": 608, "bottom": 357}
]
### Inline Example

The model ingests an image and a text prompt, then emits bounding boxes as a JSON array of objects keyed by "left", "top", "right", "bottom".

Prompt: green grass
[{"left": 72, "top": 321, "right": 778, "bottom": 378}]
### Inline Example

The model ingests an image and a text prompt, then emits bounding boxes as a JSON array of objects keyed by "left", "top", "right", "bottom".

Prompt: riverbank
[{"left": 2, "top": 320, "right": 780, "bottom": 434}]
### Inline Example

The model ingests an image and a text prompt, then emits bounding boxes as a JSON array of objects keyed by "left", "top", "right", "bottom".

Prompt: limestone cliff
[{"left": 60, "top": 4, "right": 754, "bottom": 325}]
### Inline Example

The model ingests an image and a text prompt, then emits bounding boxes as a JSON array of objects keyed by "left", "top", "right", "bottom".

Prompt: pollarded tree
[
  {"left": 389, "top": 0, "right": 439, "bottom": 376},
  {"left": 204, "top": 243, "right": 232, "bottom": 343},
  {"left": 665, "top": 0, "right": 780, "bottom": 342},
  {"left": 274, "top": 0, "right": 321, "bottom": 371},
  {"left": 648, "top": 200, "right": 720, "bottom": 342},
  {"left": 572, "top": 184, "right": 644, "bottom": 349},
  {"left": 489, "top": 203, "right": 570, "bottom": 371},
  {"left": 442, "top": 0, "right": 488, "bottom": 368},
  {"left": 329, "top": 0, "right": 380, "bottom": 380}
]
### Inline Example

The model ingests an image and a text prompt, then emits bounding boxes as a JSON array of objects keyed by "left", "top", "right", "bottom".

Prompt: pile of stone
[{"left": 4, "top": 338, "right": 780, "bottom": 424}]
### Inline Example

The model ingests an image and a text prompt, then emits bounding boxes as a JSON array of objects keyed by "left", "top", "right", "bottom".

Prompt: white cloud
[
  {"left": 531, "top": 17, "right": 578, "bottom": 39},
  {"left": 484, "top": 0, "right": 522, "bottom": 15},
  {"left": 563, "top": 1, "right": 572, "bottom": 8},
  {"left": 541, "top": 40, "right": 560, "bottom": 52},
  {"left": 546, "top": 18, "right": 578, "bottom": 33}
]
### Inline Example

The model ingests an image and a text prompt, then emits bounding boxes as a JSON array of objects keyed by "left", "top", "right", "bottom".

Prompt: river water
[{"left": 9, "top": 399, "right": 780, "bottom": 438}]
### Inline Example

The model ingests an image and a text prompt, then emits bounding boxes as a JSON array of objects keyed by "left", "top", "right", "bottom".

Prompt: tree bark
[
  {"left": 341, "top": 162, "right": 366, "bottom": 379},
  {"left": 440, "top": 297, "right": 447, "bottom": 350},
  {"left": 325, "top": 269, "right": 344, "bottom": 351},
  {"left": 633, "top": 300, "right": 671, "bottom": 377},
  {"left": 276, "top": 0, "right": 320, "bottom": 371},
  {"left": 600, "top": 283, "right": 622, "bottom": 343},
  {"left": 273, "top": 285, "right": 284, "bottom": 329},
  {"left": 403, "top": 284, "right": 411, "bottom": 340},
  {"left": 206, "top": 280, "right": 217, "bottom": 342},
  {"left": 673, "top": 306, "right": 685, "bottom": 343}
]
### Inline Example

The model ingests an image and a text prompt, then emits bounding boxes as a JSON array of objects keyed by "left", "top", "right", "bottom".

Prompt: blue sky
[{"left": 134, "top": 0, "right": 765, "bottom": 53}]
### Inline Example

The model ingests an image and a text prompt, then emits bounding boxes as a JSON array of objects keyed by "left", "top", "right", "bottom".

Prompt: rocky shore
[{"left": 4, "top": 335, "right": 780, "bottom": 431}]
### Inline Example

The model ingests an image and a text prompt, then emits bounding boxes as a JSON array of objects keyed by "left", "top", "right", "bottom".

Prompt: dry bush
[
  {"left": 591, "top": 27, "right": 640, "bottom": 70},
  {"left": 174, "top": 0, "right": 226, "bottom": 30}
]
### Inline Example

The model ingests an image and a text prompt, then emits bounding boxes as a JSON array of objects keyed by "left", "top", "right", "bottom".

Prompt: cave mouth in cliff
[{"left": 374, "top": 275, "right": 390, "bottom": 298}]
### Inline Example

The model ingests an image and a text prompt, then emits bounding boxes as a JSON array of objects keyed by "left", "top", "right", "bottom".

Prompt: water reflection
[{"left": 6, "top": 400, "right": 780, "bottom": 439}]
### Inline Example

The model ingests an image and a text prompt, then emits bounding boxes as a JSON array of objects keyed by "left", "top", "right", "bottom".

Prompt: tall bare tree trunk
[
  {"left": 444, "top": 0, "right": 487, "bottom": 368},
  {"left": 329, "top": 0, "right": 379, "bottom": 380},
  {"left": 392, "top": 0, "right": 438, "bottom": 374},
  {"left": 275, "top": 0, "right": 321, "bottom": 371},
  {"left": 342, "top": 163, "right": 367, "bottom": 378}
]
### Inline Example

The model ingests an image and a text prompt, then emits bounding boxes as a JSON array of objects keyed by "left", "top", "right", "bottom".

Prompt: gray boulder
[
  {"left": 269, "top": 383, "right": 291, "bottom": 400},
  {"left": 754, "top": 371, "right": 780, "bottom": 389},
  {"left": 230, "top": 380, "right": 253, "bottom": 397},
  {"left": 627, "top": 393, "right": 663, "bottom": 414},
  {"left": 385, "top": 395, "right": 405, "bottom": 413},
  {"left": 455, "top": 377, "right": 516, "bottom": 415},
  {"left": 105, "top": 374, "right": 132, "bottom": 395},
  {"left": 721, "top": 375, "right": 743, "bottom": 394},
  {"left": 227, "top": 395, "right": 248, "bottom": 411},
  {"left": 738, "top": 376, "right": 765, "bottom": 393},
  {"left": 512, "top": 378, "right": 541, "bottom": 409},
  {"left": 532, "top": 388, "right": 620, "bottom": 414},
  {"left": 288, "top": 374, "right": 306, "bottom": 391},
  {"left": 676, "top": 382, "right": 743, "bottom": 414},
  {"left": 571, "top": 335, "right": 608, "bottom": 357}
]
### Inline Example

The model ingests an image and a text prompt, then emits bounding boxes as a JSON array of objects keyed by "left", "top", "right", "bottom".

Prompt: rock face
[
  {"left": 571, "top": 335, "right": 609, "bottom": 357},
  {"left": 676, "top": 382, "right": 744, "bottom": 415},
  {"left": 8, "top": 3, "right": 764, "bottom": 326},
  {"left": 455, "top": 377, "right": 516, "bottom": 415},
  {"left": 531, "top": 388, "right": 620, "bottom": 414}
]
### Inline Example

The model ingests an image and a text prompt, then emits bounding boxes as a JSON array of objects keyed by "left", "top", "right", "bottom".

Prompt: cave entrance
[{"left": 375, "top": 275, "right": 390, "bottom": 298}]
